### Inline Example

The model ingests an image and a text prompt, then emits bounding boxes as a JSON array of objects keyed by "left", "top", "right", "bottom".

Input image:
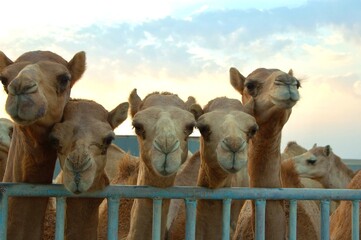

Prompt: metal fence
[{"left": 1, "top": 183, "right": 361, "bottom": 240}]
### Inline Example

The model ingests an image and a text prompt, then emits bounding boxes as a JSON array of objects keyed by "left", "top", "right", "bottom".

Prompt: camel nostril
[
  {"left": 222, "top": 137, "right": 246, "bottom": 153},
  {"left": 153, "top": 139, "right": 180, "bottom": 154},
  {"left": 8, "top": 82, "right": 38, "bottom": 95}
]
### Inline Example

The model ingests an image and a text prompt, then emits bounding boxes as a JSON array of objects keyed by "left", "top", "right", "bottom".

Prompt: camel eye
[
  {"left": 307, "top": 159, "right": 316, "bottom": 165},
  {"left": 49, "top": 133, "right": 61, "bottom": 150},
  {"left": 247, "top": 124, "right": 258, "bottom": 139},
  {"left": 197, "top": 123, "right": 211, "bottom": 141},
  {"left": 57, "top": 73, "right": 71, "bottom": 93},
  {"left": 132, "top": 121, "right": 145, "bottom": 139},
  {"left": 0, "top": 76, "right": 8, "bottom": 86},
  {"left": 8, "top": 126, "right": 13, "bottom": 139},
  {"left": 184, "top": 122, "right": 195, "bottom": 137},
  {"left": 245, "top": 81, "right": 256, "bottom": 92},
  {"left": 296, "top": 80, "right": 301, "bottom": 89},
  {"left": 103, "top": 134, "right": 115, "bottom": 146},
  {"left": 0, "top": 76, "right": 9, "bottom": 93}
]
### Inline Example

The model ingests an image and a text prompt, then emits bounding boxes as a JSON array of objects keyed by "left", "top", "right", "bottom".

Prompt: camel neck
[
  {"left": 197, "top": 153, "right": 230, "bottom": 189},
  {"left": 248, "top": 128, "right": 282, "bottom": 188},
  {"left": 3, "top": 124, "right": 57, "bottom": 183},
  {"left": 128, "top": 198, "right": 170, "bottom": 240}
]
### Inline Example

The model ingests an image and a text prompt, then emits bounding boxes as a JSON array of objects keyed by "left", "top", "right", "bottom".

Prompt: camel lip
[{"left": 271, "top": 97, "right": 298, "bottom": 109}]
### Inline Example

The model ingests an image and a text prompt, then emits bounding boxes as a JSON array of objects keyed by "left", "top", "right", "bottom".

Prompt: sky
[{"left": 1, "top": 0, "right": 361, "bottom": 159}]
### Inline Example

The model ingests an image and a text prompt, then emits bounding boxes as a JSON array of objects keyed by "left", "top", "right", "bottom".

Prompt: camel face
[
  {"left": 129, "top": 89, "right": 198, "bottom": 177},
  {"left": 197, "top": 108, "right": 257, "bottom": 173},
  {"left": 230, "top": 67, "right": 301, "bottom": 124},
  {"left": 133, "top": 106, "right": 195, "bottom": 176},
  {"left": 293, "top": 146, "right": 331, "bottom": 179},
  {"left": 50, "top": 100, "right": 129, "bottom": 193},
  {"left": 0, "top": 51, "right": 86, "bottom": 126}
]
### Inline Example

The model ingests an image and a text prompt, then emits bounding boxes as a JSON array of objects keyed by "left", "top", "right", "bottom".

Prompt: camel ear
[
  {"left": 129, "top": 88, "right": 142, "bottom": 117},
  {"left": 68, "top": 51, "right": 86, "bottom": 87},
  {"left": 185, "top": 96, "right": 196, "bottom": 109},
  {"left": 324, "top": 145, "right": 332, "bottom": 156},
  {"left": 288, "top": 69, "right": 294, "bottom": 76},
  {"left": 0, "top": 51, "right": 13, "bottom": 71},
  {"left": 243, "top": 98, "right": 255, "bottom": 116},
  {"left": 108, "top": 102, "right": 129, "bottom": 129},
  {"left": 230, "top": 67, "right": 246, "bottom": 94},
  {"left": 189, "top": 103, "right": 203, "bottom": 120}
]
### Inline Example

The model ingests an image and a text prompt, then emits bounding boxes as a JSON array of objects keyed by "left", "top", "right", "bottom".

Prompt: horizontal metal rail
[{"left": 1, "top": 183, "right": 361, "bottom": 240}]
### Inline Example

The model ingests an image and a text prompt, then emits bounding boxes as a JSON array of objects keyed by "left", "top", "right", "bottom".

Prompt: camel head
[
  {"left": 196, "top": 97, "right": 258, "bottom": 174},
  {"left": 0, "top": 118, "right": 13, "bottom": 180},
  {"left": 230, "top": 67, "right": 300, "bottom": 126},
  {"left": 0, "top": 51, "right": 86, "bottom": 127},
  {"left": 129, "top": 89, "right": 200, "bottom": 177},
  {"left": 292, "top": 145, "right": 333, "bottom": 180},
  {"left": 49, "top": 99, "right": 129, "bottom": 194}
]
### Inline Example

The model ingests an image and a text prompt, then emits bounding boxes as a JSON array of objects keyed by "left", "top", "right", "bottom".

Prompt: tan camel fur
[
  {"left": 167, "top": 97, "right": 257, "bottom": 240},
  {"left": 105, "top": 143, "right": 128, "bottom": 181},
  {"left": 330, "top": 170, "right": 361, "bottom": 240},
  {"left": 292, "top": 144, "right": 355, "bottom": 189},
  {"left": 0, "top": 118, "right": 13, "bottom": 181},
  {"left": 229, "top": 67, "right": 300, "bottom": 240},
  {"left": 280, "top": 159, "right": 321, "bottom": 240},
  {"left": 281, "top": 141, "right": 307, "bottom": 161},
  {"left": 98, "top": 89, "right": 201, "bottom": 240},
  {"left": 46, "top": 99, "right": 129, "bottom": 240},
  {"left": 0, "top": 50, "right": 86, "bottom": 240},
  {"left": 281, "top": 141, "right": 323, "bottom": 189}
]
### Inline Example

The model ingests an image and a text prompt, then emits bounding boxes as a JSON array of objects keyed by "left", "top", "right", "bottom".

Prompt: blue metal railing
[{"left": 1, "top": 183, "right": 361, "bottom": 240}]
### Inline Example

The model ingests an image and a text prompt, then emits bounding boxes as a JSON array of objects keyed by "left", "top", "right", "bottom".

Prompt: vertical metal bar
[
  {"left": 152, "top": 198, "right": 162, "bottom": 240},
  {"left": 185, "top": 199, "right": 197, "bottom": 240},
  {"left": 107, "top": 197, "right": 120, "bottom": 240},
  {"left": 255, "top": 199, "right": 266, "bottom": 240},
  {"left": 0, "top": 191, "right": 8, "bottom": 240},
  {"left": 352, "top": 200, "right": 360, "bottom": 240},
  {"left": 222, "top": 198, "right": 231, "bottom": 240},
  {"left": 288, "top": 200, "right": 297, "bottom": 240},
  {"left": 55, "top": 197, "right": 66, "bottom": 240},
  {"left": 320, "top": 200, "right": 330, "bottom": 240}
]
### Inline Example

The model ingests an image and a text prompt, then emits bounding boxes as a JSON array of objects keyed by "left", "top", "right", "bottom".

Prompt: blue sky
[{"left": 1, "top": 0, "right": 361, "bottom": 158}]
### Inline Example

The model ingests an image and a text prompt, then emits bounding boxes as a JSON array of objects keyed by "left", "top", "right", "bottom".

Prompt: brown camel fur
[
  {"left": 0, "top": 50, "right": 86, "bottom": 240},
  {"left": 0, "top": 118, "right": 13, "bottom": 181},
  {"left": 97, "top": 89, "right": 201, "bottom": 240},
  {"left": 167, "top": 97, "right": 257, "bottom": 240},
  {"left": 330, "top": 170, "right": 361, "bottom": 240},
  {"left": 229, "top": 67, "right": 300, "bottom": 240},
  {"left": 45, "top": 99, "right": 129, "bottom": 240}
]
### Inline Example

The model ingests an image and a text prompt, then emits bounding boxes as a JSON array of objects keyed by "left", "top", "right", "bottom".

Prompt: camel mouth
[
  {"left": 226, "top": 167, "right": 240, "bottom": 174},
  {"left": 271, "top": 97, "right": 298, "bottom": 109},
  {"left": 158, "top": 169, "right": 176, "bottom": 177}
]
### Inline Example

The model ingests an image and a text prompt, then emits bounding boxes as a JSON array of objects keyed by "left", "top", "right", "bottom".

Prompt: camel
[
  {"left": 292, "top": 144, "right": 355, "bottom": 189},
  {"left": 166, "top": 97, "right": 258, "bottom": 240},
  {"left": 229, "top": 67, "right": 300, "bottom": 240},
  {"left": 330, "top": 170, "right": 361, "bottom": 240},
  {"left": 0, "top": 118, "right": 13, "bottom": 181},
  {"left": 282, "top": 141, "right": 324, "bottom": 189},
  {"left": 281, "top": 141, "right": 307, "bottom": 161},
  {"left": 0, "top": 50, "right": 86, "bottom": 240},
  {"left": 43, "top": 98, "right": 129, "bottom": 240},
  {"left": 97, "top": 89, "right": 201, "bottom": 240}
]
